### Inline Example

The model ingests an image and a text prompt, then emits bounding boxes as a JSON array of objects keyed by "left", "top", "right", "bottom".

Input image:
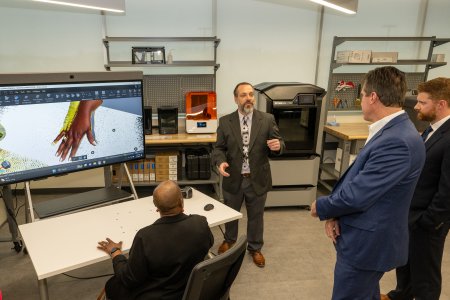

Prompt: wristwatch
[{"left": 110, "top": 247, "right": 121, "bottom": 256}]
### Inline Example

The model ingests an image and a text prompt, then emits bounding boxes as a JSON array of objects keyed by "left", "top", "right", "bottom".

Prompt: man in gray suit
[{"left": 213, "top": 82, "right": 285, "bottom": 267}]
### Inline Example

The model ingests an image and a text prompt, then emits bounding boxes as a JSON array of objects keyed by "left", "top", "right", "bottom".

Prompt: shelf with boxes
[
  {"left": 111, "top": 133, "right": 221, "bottom": 198},
  {"left": 326, "top": 36, "right": 449, "bottom": 113}
]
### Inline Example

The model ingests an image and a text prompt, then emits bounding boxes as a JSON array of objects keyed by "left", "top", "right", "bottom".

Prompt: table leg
[
  {"left": 340, "top": 140, "right": 352, "bottom": 174},
  {"left": 38, "top": 278, "right": 49, "bottom": 300}
]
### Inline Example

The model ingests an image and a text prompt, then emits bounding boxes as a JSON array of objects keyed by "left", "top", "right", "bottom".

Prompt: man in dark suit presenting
[
  {"left": 383, "top": 77, "right": 450, "bottom": 300},
  {"left": 213, "top": 82, "right": 284, "bottom": 267},
  {"left": 310, "top": 66, "right": 426, "bottom": 299}
]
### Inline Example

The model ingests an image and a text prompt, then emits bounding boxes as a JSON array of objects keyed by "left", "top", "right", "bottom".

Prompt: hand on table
[{"left": 97, "top": 238, "right": 123, "bottom": 257}]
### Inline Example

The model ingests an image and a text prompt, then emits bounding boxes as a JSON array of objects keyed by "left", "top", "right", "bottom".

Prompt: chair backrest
[{"left": 182, "top": 235, "right": 247, "bottom": 300}]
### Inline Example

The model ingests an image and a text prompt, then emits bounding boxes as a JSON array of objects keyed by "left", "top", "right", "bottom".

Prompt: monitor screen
[{"left": 0, "top": 71, "right": 145, "bottom": 185}]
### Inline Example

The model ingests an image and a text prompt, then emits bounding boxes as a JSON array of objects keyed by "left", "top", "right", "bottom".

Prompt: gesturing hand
[
  {"left": 218, "top": 162, "right": 230, "bottom": 177},
  {"left": 266, "top": 139, "right": 280, "bottom": 151}
]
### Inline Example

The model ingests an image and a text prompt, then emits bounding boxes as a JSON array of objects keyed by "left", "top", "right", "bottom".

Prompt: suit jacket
[
  {"left": 316, "top": 113, "right": 426, "bottom": 272},
  {"left": 212, "top": 109, "right": 285, "bottom": 196},
  {"left": 409, "top": 118, "right": 450, "bottom": 231},
  {"left": 107, "top": 214, "right": 213, "bottom": 300}
]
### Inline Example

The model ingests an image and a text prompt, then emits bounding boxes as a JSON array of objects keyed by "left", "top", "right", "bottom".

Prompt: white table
[{"left": 19, "top": 189, "right": 242, "bottom": 300}]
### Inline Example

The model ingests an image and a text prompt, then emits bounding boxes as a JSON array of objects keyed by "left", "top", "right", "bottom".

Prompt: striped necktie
[{"left": 242, "top": 116, "right": 249, "bottom": 167}]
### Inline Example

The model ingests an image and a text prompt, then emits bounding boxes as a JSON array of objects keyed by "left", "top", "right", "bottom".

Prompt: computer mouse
[{"left": 204, "top": 203, "right": 214, "bottom": 211}]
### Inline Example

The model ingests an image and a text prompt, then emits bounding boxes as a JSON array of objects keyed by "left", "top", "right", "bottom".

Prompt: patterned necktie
[
  {"left": 242, "top": 116, "right": 250, "bottom": 168},
  {"left": 422, "top": 126, "right": 433, "bottom": 142}
]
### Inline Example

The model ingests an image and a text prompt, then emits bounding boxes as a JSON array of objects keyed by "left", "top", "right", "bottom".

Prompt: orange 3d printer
[{"left": 185, "top": 91, "right": 217, "bottom": 133}]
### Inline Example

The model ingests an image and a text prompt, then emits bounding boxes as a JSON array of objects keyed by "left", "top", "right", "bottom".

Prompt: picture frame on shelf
[{"left": 132, "top": 47, "right": 166, "bottom": 64}]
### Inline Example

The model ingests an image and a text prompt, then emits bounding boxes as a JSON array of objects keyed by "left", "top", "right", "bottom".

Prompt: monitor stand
[
  {"left": 24, "top": 163, "right": 138, "bottom": 222},
  {"left": 0, "top": 185, "right": 23, "bottom": 252}
]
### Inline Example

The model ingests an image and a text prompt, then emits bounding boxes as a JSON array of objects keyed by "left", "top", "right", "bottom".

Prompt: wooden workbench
[
  {"left": 145, "top": 132, "right": 217, "bottom": 145},
  {"left": 324, "top": 123, "right": 369, "bottom": 141},
  {"left": 320, "top": 123, "right": 369, "bottom": 191}
]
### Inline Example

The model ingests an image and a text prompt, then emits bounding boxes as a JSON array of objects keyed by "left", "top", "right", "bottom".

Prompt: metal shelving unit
[
  {"left": 326, "top": 36, "right": 450, "bottom": 113},
  {"left": 102, "top": 36, "right": 221, "bottom": 71}
]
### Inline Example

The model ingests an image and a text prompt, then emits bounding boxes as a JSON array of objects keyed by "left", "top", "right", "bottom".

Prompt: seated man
[{"left": 97, "top": 180, "right": 214, "bottom": 300}]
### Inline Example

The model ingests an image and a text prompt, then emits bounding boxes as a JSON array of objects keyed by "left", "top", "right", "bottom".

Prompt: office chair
[{"left": 182, "top": 235, "right": 247, "bottom": 300}]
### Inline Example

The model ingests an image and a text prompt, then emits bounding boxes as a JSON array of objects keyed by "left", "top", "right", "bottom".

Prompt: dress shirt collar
[
  {"left": 430, "top": 114, "right": 450, "bottom": 132},
  {"left": 365, "top": 110, "right": 405, "bottom": 145},
  {"left": 238, "top": 110, "right": 253, "bottom": 124}
]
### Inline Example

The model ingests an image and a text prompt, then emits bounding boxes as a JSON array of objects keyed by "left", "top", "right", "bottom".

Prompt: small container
[{"left": 167, "top": 50, "right": 173, "bottom": 64}]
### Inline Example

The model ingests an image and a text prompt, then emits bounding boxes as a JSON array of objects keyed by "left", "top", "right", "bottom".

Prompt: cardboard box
[
  {"left": 149, "top": 159, "right": 156, "bottom": 182},
  {"left": 431, "top": 54, "right": 445, "bottom": 62},
  {"left": 336, "top": 51, "right": 352, "bottom": 63},
  {"left": 156, "top": 174, "right": 178, "bottom": 182},
  {"left": 155, "top": 162, "right": 178, "bottom": 170},
  {"left": 139, "top": 160, "right": 145, "bottom": 181},
  {"left": 371, "top": 52, "right": 398, "bottom": 63},
  {"left": 155, "top": 151, "right": 179, "bottom": 163},
  {"left": 155, "top": 168, "right": 177, "bottom": 175},
  {"left": 349, "top": 50, "right": 372, "bottom": 63},
  {"left": 132, "top": 162, "right": 139, "bottom": 182}
]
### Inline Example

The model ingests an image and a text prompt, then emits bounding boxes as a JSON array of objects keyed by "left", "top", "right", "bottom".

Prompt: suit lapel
[
  {"left": 249, "top": 110, "right": 262, "bottom": 151},
  {"left": 333, "top": 113, "right": 408, "bottom": 192},
  {"left": 363, "top": 113, "right": 408, "bottom": 149},
  {"left": 229, "top": 111, "right": 243, "bottom": 148},
  {"left": 425, "top": 118, "right": 450, "bottom": 150}
]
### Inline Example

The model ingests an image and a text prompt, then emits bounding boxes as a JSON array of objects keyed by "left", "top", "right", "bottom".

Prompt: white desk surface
[{"left": 19, "top": 189, "right": 242, "bottom": 280}]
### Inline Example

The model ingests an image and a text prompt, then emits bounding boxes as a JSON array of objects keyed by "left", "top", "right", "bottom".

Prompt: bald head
[{"left": 153, "top": 180, "right": 184, "bottom": 215}]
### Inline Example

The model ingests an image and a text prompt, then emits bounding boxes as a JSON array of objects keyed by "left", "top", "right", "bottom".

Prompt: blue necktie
[{"left": 422, "top": 126, "right": 433, "bottom": 142}]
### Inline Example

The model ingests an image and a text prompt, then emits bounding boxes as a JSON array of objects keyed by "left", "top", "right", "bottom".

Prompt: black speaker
[{"left": 144, "top": 106, "right": 152, "bottom": 135}]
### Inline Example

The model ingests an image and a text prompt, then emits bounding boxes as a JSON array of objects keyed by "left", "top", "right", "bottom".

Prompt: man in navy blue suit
[
  {"left": 311, "top": 66, "right": 426, "bottom": 300},
  {"left": 383, "top": 77, "right": 450, "bottom": 300}
]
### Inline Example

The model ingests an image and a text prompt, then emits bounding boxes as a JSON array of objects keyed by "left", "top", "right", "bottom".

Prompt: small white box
[
  {"left": 349, "top": 50, "right": 372, "bottom": 63},
  {"left": 336, "top": 51, "right": 352, "bottom": 63},
  {"left": 431, "top": 54, "right": 445, "bottom": 63},
  {"left": 335, "top": 147, "right": 343, "bottom": 172},
  {"left": 372, "top": 52, "right": 398, "bottom": 63}
]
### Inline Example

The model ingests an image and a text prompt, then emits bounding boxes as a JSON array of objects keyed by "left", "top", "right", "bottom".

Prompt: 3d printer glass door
[{"left": 185, "top": 92, "right": 217, "bottom": 133}]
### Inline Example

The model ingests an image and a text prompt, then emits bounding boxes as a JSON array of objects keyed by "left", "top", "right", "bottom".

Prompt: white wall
[
  {"left": 0, "top": 6, "right": 105, "bottom": 72},
  {"left": 2, "top": 0, "right": 449, "bottom": 107},
  {"left": 216, "top": 0, "right": 320, "bottom": 114},
  {"left": 1, "top": 0, "right": 450, "bottom": 188}
]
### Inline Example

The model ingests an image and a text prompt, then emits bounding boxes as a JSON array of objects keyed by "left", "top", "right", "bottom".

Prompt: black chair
[{"left": 182, "top": 235, "right": 247, "bottom": 300}]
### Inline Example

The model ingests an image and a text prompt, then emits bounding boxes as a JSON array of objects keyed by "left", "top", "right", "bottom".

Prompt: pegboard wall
[
  {"left": 327, "top": 72, "right": 424, "bottom": 111},
  {"left": 143, "top": 74, "right": 215, "bottom": 113}
]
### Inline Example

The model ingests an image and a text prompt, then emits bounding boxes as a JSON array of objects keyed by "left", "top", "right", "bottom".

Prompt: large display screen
[{"left": 0, "top": 72, "right": 145, "bottom": 185}]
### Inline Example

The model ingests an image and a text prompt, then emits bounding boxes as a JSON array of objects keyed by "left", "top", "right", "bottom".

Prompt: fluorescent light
[
  {"left": 310, "top": 0, "right": 358, "bottom": 14},
  {"left": 32, "top": 0, "right": 125, "bottom": 13}
]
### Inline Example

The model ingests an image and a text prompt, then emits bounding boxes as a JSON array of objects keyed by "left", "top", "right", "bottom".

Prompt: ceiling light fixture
[
  {"left": 32, "top": 0, "right": 125, "bottom": 13},
  {"left": 310, "top": 0, "right": 358, "bottom": 14}
]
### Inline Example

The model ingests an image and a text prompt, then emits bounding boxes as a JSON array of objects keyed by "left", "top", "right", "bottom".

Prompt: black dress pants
[{"left": 387, "top": 223, "right": 449, "bottom": 300}]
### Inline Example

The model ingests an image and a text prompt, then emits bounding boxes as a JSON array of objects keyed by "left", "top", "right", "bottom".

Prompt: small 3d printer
[{"left": 185, "top": 91, "right": 217, "bottom": 133}]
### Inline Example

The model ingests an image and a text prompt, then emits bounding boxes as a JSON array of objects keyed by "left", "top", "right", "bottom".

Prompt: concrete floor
[{"left": 1, "top": 185, "right": 450, "bottom": 300}]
